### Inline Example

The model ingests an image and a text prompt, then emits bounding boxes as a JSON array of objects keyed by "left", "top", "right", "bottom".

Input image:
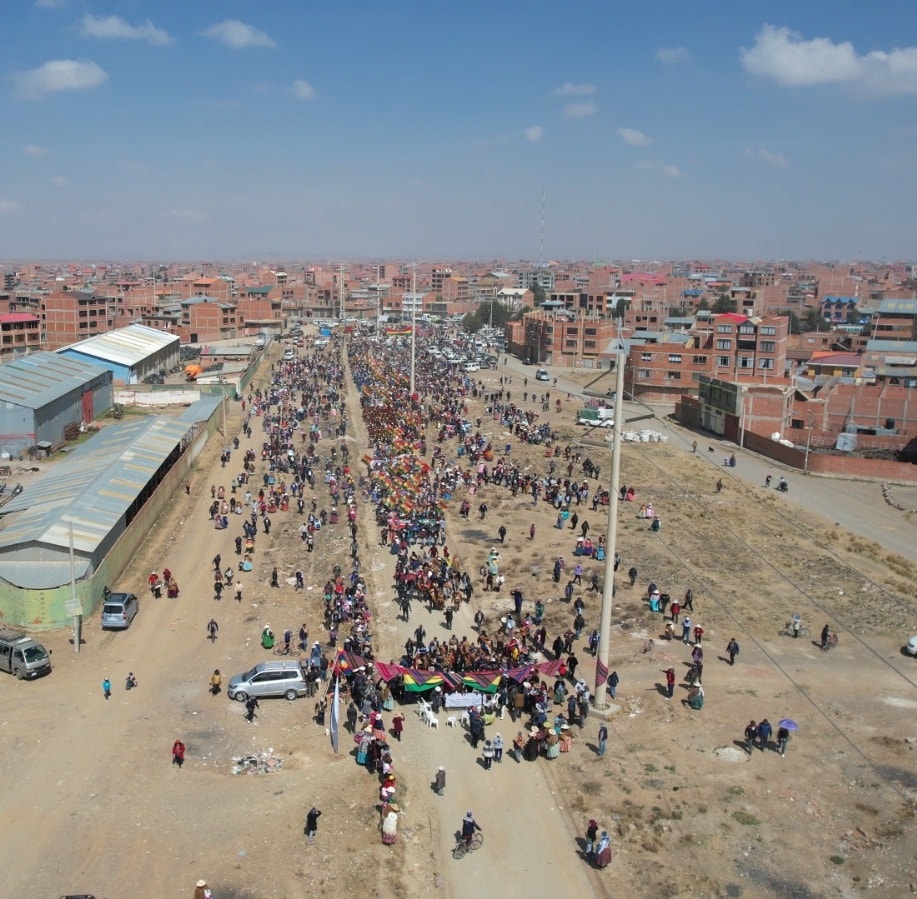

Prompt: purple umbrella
[{"left": 778, "top": 718, "right": 799, "bottom": 731}]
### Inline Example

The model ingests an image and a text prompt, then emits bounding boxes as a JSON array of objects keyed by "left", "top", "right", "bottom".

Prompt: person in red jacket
[
  {"left": 664, "top": 668, "right": 676, "bottom": 700},
  {"left": 172, "top": 739, "right": 185, "bottom": 768}
]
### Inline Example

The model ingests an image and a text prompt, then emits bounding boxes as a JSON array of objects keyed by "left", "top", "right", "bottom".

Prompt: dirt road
[{"left": 0, "top": 342, "right": 914, "bottom": 898}]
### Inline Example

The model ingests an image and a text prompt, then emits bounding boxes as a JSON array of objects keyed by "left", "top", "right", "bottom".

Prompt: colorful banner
[{"left": 461, "top": 672, "right": 501, "bottom": 694}]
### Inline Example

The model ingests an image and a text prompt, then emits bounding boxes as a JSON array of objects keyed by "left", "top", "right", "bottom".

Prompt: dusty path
[{"left": 0, "top": 341, "right": 914, "bottom": 898}]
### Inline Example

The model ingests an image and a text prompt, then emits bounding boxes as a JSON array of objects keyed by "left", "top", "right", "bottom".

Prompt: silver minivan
[
  {"left": 227, "top": 660, "right": 309, "bottom": 702},
  {"left": 100, "top": 592, "right": 139, "bottom": 630}
]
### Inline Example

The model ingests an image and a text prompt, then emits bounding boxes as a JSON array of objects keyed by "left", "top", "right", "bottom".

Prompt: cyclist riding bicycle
[
  {"left": 461, "top": 811, "right": 482, "bottom": 847},
  {"left": 791, "top": 614, "right": 801, "bottom": 638}
]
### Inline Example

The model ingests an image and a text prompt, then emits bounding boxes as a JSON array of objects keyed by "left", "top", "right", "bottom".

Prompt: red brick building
[
  {"left": 0, "top": 312, "right": 43, "bottom": 361},
  {"left": 41, "top": 290, "right": 113, "bottom": 349}
]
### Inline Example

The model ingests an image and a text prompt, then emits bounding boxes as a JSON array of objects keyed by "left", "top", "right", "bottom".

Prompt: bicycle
[
  {"left": 453, "top": 830, "right": 483, "bottom": 859},
  {"left": 273, "top": 645, "right": 302, "bottom": 657},
  {"left": 778, "top": 622, "right": 811, "bottom": 638},
  {"left": 820, "top": 632, "right": 838, "bottom": 652}
]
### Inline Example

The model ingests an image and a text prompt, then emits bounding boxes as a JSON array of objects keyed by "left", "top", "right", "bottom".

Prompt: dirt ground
[{"left": 0, "top": 342, "right": 915, "bottom": 899}]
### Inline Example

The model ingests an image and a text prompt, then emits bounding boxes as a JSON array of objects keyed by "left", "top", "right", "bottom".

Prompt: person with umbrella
[{"left": 777, "top": 719, "right": 797, "bottom": 757}]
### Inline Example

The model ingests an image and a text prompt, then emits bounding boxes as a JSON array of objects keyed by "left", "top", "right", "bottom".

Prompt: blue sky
[{"left": 1, "top": 1, "right": 916, "bottom": 263}]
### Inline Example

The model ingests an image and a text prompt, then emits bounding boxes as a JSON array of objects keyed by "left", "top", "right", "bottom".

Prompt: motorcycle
[{"left": 776, "top": 480, "right": 789, "bottom": 493}]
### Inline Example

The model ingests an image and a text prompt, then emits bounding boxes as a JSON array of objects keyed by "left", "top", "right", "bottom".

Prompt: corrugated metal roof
[
  {"left": 877, "top": 298, "right": 917, "bottom": 315},
  {"left": 0, "top": 415, "right": 190, "bottom": 559},
  {"left": 59, "top": 324, "right": 179, "bottom": 368},
  {"left": 0, "top": 351, "right": 110, "bottom": 410},
  {"left": 0, "top": 559, "right": 90, "bottom": 590},
  {"left": 865, "top": 339, "right": 917, "bottom": 352},
  {"left": 176, "top": 394, "right": 222, "bottom": 423}
]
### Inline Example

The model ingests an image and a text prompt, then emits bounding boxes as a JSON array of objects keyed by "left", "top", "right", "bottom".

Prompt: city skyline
[{"left": 1, "top": 2, "right": 916, "bottom": 262}]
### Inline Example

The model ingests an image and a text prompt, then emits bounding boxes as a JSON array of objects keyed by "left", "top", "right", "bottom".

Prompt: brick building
[
  {"left": 41, "top": 290, "right": 113, "bottom": 349},
  {"left": 0, "top": 312, "right": 43, "bottom": 361}
]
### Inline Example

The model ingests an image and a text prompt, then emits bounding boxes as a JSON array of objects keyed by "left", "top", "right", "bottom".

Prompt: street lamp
[
  {"left": 594, "top": 349, "right": 625, "bottom": 710},
  {"left": 409, "top": 263, "right": 417, "bottom": 399}
]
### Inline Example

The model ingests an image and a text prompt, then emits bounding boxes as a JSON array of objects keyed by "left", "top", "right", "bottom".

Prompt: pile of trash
[
  {"left": 621, "top": 429, "right": 668, "bottom": 443},
  {"left": 231, "top": 749, "right": 284, "bottom": 775}
]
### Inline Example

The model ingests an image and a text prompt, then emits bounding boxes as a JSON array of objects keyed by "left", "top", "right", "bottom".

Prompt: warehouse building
[
  {"left": 0, "top": 352, "right": 113, "bottom": 457},
  {"left": 0, "top": 395, "right": 222, "bottom": 628},
  {"left": 57, "top": 323, "right": 180, "bottom": 385}
]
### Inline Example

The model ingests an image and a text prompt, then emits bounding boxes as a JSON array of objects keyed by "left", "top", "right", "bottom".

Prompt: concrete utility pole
[
  {"left": 594, "top": 350, "right": 625, "bottom": 709},
  {"left": 409, "top": 263, "right": 417, "bottom": 398}
]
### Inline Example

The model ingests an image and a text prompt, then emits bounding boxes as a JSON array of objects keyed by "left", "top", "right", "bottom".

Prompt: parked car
[
  {"left": 535, "top": 368, "right": 551, "bottom": 381},
  {"left": 227, "top": 660, "right": 310, "bottom": 702},
  {"left": 906, "top": 636, "right": 917, "bottom": 657},
  {"left": 100, "top": 592, "right": 139, "bottom": 630}
]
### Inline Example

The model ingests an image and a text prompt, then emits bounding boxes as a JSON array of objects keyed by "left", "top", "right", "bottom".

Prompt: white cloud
[
  {"left": 741, "top": 24, "right": 917, "bottom": 95},
  {"left": 637, "top": 160, "right": 682, "bottom": 178},
  {"left": 523, "top": 125, "right": 544, "bottom": 142},
  {"left": 51, "top": 175, "right": 69, "bottom": 187},
  {"left": 202, "top": 20, "right": 276, "bottom": 49},
  {"left": 35, "top": 0, "right": 68, "bottom": 8},
  {"left": 12, "top": 59, "right": 107, "bottom": 100},
  {"left": 23, "top": 144, "right": 48, "bottom": 156},
  {"left": 0, "top": 200, "right": 20, "bottom": 213},
  {"left": 656, "top": 46, "right": 690, "bottom": 64},
  {"left": 745, "top": 147, "right": 789, "bottom": 168},
  {"left": 291, "top": 79, "right": 317, "bottom": 100},
  {"left": 618, "top": 127, "right": 651, "bottom": 146},
  {"left": 79, "top": 14, "right": 173, "bottom": 47},
  {"left": 552, "top": 82, "right": 596, "bottom": 97},
  {"left": 564, "top": 101, "right": 596, "bottom": 118}
]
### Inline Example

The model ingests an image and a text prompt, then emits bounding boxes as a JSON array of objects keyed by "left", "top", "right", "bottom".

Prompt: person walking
[
  {"left": 744, "top": 720, "right": 758, "bottom": 755},
  {"left": 682, "top": 617, "right": 692, "bottom": 644},
  {"left": 234, "top": 580, "right": 243, "bottom": 602},
  {"left": 776, "top": 724, "right": 791, "bottom": 757},
  {"left": 305, "top": 806, "right": 322, "bottom": 842},
  {"left": 245, "top": 696, "right": 259, "bottom": 723},
  {"left": 607, "top": 670, "right": 619, "bottom": 699},
  {"left": 498, "top": 524, "right": 507, "bottom": 544},
  {"left": 585, "top": 819, "right": 599, "bottom": 863},
  {"left": 482, "top": 739, "right": 495, "bottom": 770},
  {"left": 757, "top": 718, "right": 772, "bottom": 751},
  {"left": 172, "top": 739, "right": 185, "bottom": 768},
  {"left": 683, "top": 588, "right": 694, "bottom": 612},
  {"left": 207, "top": 618, "right": 219, "bottom": 642},
  {"left": 392, "top": 712, "right": 405, "bottom": 742},
  {"left": 529, "top": 523, "right": 536, "bottom": 541},
  {"left": 102, "top": 676, "right": 111, "bottom": 700},
  {"left": 726, "top": 637, "right": 740, "bottom": 665},
  {"left": 492, "top": 733, "right": 504, "bottom": 763},
  {"left": 670, "top": 600, "right": 681, "bottom": 623},
  {"left": 628, "top": 566, "right": 638, "bottom": 587},
  {"left": 597, "top": 722, "right": 608, "bottom": 757},
  {"left": 209, "top": 669, "right": 222, "bottom": 696},
  {"left": 665, "top": 668, "right": 676, "bottom": 700}
]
